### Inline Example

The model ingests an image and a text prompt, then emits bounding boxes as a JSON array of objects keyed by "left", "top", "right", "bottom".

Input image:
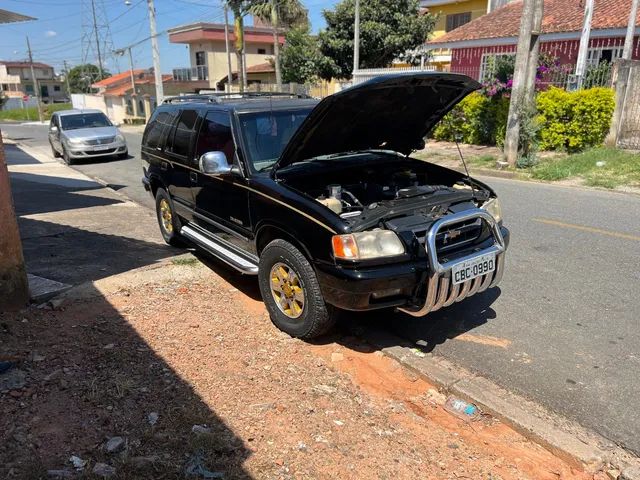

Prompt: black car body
[{"left": 142, "top": 73, "right": 509, "bottom": 338}]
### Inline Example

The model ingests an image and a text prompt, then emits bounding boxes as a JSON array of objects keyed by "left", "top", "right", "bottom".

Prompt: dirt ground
[{"left": 0, "top": 260, "right": 597, "bottom": 480}]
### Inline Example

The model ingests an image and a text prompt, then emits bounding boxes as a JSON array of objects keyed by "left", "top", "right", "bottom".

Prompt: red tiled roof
[
  {"left": 93, "top": 69, "right": 146, "bottom": 87},
  {"left": 246, "top": 62, "right": 274, "bottom": 73},
  {"left": 429, "top": 0, "right": 640, "bottom": 45},
  {"left": 0, "top": 60, "right": 52, "bottom": 69},
  {"left": 103, "top": 74, "right": 174, "bottom": 96}
]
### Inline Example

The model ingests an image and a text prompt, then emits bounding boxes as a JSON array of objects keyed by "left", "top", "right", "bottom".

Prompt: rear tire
[
  {"left": 155, "top": 188, "right": 183, "bottom": 247},
  {"left": 258, "top": 239, "right": 336, "bottom": 339}
]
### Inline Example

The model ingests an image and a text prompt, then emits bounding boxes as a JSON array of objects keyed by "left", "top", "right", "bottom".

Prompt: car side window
[
  {"left": 169, "top": 109, "right": 199, "bottom": 158},
  {"left": 144, "top": 108, "right": 177, "bottom": 150},
  {"left": 195, "top": 111, "right": 234, "bottom": 165}
]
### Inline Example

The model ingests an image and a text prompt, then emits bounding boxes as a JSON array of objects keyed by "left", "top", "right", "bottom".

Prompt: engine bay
[{"left": 277, "top": 153, "right": 489, "bottom": 229}]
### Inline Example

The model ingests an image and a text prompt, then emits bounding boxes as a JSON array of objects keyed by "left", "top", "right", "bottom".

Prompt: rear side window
[
  {"left": 144, "top": 108, "right": 178, "bottom": 149},
  {"left": 195, "top": 111, "right": 234, "bottom": 164},
  {"left": 168, "top": 109, "right": 199, "bottom": 158}
]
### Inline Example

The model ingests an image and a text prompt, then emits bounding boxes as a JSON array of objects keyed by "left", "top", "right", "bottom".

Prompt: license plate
[
  {"left": 94, "top": 145, "right": 111, "bottom": 151},
  {"left": 451, "top": 253, "right": 495, "bottom": 285}
]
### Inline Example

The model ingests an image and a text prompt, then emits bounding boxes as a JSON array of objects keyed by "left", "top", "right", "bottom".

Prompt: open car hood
[{"left": 273, "top": 72, "right": 480, "bottom": 173}]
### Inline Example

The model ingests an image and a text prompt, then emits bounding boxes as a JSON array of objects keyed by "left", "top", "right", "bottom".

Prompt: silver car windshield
[
  {"left": 239, "top": 108, "right": 312, "bottom": 172},
  {"left": 60, "top": 113, "right": 112, "bottom": 130}
]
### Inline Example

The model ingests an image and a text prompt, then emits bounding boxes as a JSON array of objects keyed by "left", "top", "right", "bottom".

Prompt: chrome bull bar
[{"left": 398, "top": 208, "right": 506, "bottom": 317}]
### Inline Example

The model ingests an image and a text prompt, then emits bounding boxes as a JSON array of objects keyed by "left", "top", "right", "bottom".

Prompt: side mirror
[
  {"left": 199, "top": 151, "right": 231, "bottom": 175},
  {"left": 50, "top": 125, "right": 58, "bottom": 133}
]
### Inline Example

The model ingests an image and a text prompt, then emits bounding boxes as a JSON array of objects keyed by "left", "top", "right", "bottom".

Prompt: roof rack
[{"left": 163, "top": 91, "right": 311, "bottom": 104}]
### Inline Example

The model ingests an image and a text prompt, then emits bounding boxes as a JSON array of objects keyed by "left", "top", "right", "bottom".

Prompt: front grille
[
  {"left": 414, "top": 218, "right": 484, "bottom": 253},
  {"left": 85, "top": 136, "right": 115, "bottom": 145},
  {"left": 85, "top": 148, "right": 116, "bottom": 155}
]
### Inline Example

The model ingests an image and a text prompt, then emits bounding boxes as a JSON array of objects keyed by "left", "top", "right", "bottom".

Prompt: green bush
[
  {"left": 431, "top": 92, "right": 508, "bottom": 145},
  {"left": 536, "top": 87, "right": 614, "bottom": 152},
  {"left": 0, "top": 102, "right": 72, "bottom": 121}
]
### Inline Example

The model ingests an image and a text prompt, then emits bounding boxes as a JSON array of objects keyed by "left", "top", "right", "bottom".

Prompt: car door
[
  {"left": 192, "top": 110, "right": 252, "bottom": 251},
  {"left": 163, "top": 108, "right": 200, "bottom": 219}
]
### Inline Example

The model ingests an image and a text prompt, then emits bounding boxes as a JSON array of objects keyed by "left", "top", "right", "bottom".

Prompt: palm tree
[
  {"left": 248, "top": 0, "right": 307, "bottom": 90},
  {"left": 226, "top": 0, "right": 254, "bottom": 92}
]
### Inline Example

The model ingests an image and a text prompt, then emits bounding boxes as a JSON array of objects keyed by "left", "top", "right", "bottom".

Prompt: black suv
[{"left": 142, "top": 73, "right": 509, "bottom": 339}]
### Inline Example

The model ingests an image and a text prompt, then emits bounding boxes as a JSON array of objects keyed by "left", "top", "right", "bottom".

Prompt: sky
[{"left": 0, "top": 0, "right": 338, "bottom": 75}]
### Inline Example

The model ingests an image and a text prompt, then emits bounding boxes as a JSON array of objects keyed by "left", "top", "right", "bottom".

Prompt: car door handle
[{"left": 190, "top": 171, "right": 198, "bottom": 183}]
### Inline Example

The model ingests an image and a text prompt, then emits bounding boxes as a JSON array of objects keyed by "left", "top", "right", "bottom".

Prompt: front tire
[
  {"left": 258, "top": 239, "right": 336, "bottom": 339},
  {"left": 50, "top": 142, "right": 61, "bottom": 158},
  {"left": 62, "top": 147, "right": 74, "bottom": 165},
  {"left": 155, "top": 188, "right": 182, "bottom": 247}
]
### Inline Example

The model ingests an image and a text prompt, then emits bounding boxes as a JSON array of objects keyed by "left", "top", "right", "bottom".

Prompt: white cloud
[{"left": 45, "top": 30, "right": 57, "bottom": 37}]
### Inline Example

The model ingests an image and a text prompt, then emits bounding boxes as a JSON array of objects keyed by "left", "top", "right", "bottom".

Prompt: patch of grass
[
  {"left": 171, "top": 256, "right": 199, "bottom": 266},
  {"left": 469, "top": 154, "right": 498, "bottom": 168},
  {"left": 530, "top": 147, "right": 640, "bottom": 187},
  {"left": 0, "top": 102, "right": 71, "bottom": 121}
]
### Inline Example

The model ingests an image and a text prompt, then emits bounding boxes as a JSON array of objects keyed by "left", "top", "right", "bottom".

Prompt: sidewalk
[{"left": 5, "top": 140, "right": 175, "bottom": 288}]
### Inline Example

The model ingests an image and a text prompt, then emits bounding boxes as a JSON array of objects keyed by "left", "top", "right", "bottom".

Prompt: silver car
[{"left": 48, "top": 109, "right": 128, "bottom": 165}]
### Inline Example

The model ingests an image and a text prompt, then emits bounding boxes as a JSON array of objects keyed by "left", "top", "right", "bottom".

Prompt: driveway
[{"left": 2, "top": 122, "right": 640, "bottom": 455}]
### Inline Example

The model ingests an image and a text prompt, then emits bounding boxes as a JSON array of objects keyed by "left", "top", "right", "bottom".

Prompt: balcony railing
[{"left": 172, "top": 66, "right": 208, "bottom": 82}]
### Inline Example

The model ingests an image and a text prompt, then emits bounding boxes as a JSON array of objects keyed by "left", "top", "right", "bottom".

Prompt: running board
[{"left": 180, "top": 224, "right": 259, "bottom": 275}]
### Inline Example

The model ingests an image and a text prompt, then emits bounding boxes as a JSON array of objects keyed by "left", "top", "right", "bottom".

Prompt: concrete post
[
  {"left": 143, "top": 95, "right": 152, "bottom": 122},
  {"left": 0, "top": 131, "right": 29, "bottom": 310}
]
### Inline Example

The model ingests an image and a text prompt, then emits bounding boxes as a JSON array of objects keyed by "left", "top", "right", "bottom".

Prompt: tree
[
  {"left": 280, "top": 26, "right": 330, "bottom": 84},
  {"left": 318, "top": 0, "right": 436, "bottom": 79},
  {"left": 67, "top": 64, "right": 111, "bottom": 93},
  {"left": 249, "top": 0, "right": 308, "bottom": 88}
]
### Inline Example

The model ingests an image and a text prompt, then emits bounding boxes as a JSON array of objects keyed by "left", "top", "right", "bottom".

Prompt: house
[
  {"left": 81, "top": 69, "right": 175, "bottom": 124},
  {"left": 426, "top": 0, "right": 640, "bottom": 82},
  {"left": 419, "top": 0, "right": 494, "bottom": 68},
  {"left": 0, "top": 61, "right": 66, "bottom": 103},
  {"left": 168, "top": 21, "right": 284, "bottom": 90}
]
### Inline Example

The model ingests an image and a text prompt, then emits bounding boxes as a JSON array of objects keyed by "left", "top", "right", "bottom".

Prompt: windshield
[
  {"left": 60, "top": 112, "right": 112, "bottom": 130},
  {"left": 239, "top": 108, "right": 312, "bottom": 172}
]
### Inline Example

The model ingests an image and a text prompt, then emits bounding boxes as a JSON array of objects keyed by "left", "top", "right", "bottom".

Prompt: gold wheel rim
[
  {"left": 159, "top": 198, "right": 173, "bottom": 234},
  {"left": 270, "top": 262, "right": 304, "bottom": 319}
]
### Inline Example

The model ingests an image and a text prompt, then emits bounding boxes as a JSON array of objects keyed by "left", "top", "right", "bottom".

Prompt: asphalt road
[{"left": 3, "top": 122, "right": 640, "bottom": 455}]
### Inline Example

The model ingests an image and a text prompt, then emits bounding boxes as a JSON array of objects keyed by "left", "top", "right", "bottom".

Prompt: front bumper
[
  {"left": 66, "top": 141, "right": 127, "bottom": 159},
  {"left": 317, "top": 209, "right": 509, "bottom": 313}
]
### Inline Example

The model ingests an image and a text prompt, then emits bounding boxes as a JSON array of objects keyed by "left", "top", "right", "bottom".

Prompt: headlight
[
  {"left": 481, "top": 197, "right": 503, "bottom": 223},
  {"left": 115, "top": 133, "right": 125, "bottom": 143},
  {"left": 332, "top": 229, "right": 405, "bottom": 260},
  {"left": 66, "top": 137, "right": 84, "bottom": 145}
]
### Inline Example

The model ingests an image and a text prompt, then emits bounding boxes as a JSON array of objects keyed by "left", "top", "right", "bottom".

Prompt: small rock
[
  {"left": 69, "top": 455, "right": 86, "bottom": 470},
  {"left": 47, "top": 469, "right": 74, "bottom": 478},
  {"left": 333, "top": 420, "right": 344, "bottom": 426},
  {"left": 297, "top": 442, "right": 307, "bottom": 452},
  {"left": 330, "top": 352, "right": 344, "bottom": 362},
  {"left": 313, "top": 384, "right": 337, "bottom": 395},
  {"left": 59, "top": 379, "right": 69, "bottom": 390},
  {"left": 621, "top": 466, "right": 640, "bottom": 480},
  {"left": 607, "top": 469, "right": 621, "bottom": 480},
  {"left": 93, "top": 462, "right": 116, "bottom": 478},
  {"left": 103, "top": 343, "right": 115, "bottom": 350},
  {"left": 191, "top": 424, "right": 212, "bottom": 435},
  {"left": 148, "top": 412, "right": 159, "bottom": 425},
  {"left": 105, "top": 436, "right": 126, "bottom": 453},
  {"left": 128, "top": 456, "right": 158, "bottom": 469},
  {"left": 274, "top": 458, "right": 284, "bottom": 466},
  {"left": 30, "top": 351, "right": 46, "bottom": 362},
  {"left": 596, "top": 161, "right": 606, "bottom": 168},
  {"left": 49, "top": 298, "right": 65, "bottom": 309},
  {"left": 9, "top": 390, "right": 22, "bottom": 398},
  {"left": 0, "top": 368, "right": 26, "bottom": 390},
  {"left": 44, "top": 369, "right": 62, "bottom": 382}
]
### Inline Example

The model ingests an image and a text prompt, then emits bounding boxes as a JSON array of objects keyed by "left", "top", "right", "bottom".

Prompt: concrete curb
[{"left": 361, "top": 329, "right": 640, "bottom": 478}]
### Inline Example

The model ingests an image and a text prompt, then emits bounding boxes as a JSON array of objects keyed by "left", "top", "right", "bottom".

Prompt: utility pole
[
  {"left": 26, "top": 36, "right": 43, "bottom": 123},
  {"left": 524, "top": 0, "right": 544, "bottom": 105},
  {"left": 353, "top": 0, "right": 360, "bottom": 74},
  {"left": 271, "top": 0, "right": 282, "bottom": 90},
  {"left": 224, "top": 4, "right": 233, "bottom": 92},
  {"left": 503, "top": 0, "right": 537, "bottom": 166},
  {"left": 115, "top": 47, "right": 139, "bottom": 117},
  {"left": 147, "top": 0, "right": 164, "bottom": 104},
  {"left": 573, "top": 0, "right": 594, "bottom": 90},
  {"left": 90, "top": 0, "right": 104, "bottom": 80},
  {"left": 0, "top": 131, "right": 29, "bottom": 310},
  {"left": 63, "top": 60, "right": 72, "bottom": 96},
  {"left": 606, "top": 0, "right": 639, "bottom": 146}
]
